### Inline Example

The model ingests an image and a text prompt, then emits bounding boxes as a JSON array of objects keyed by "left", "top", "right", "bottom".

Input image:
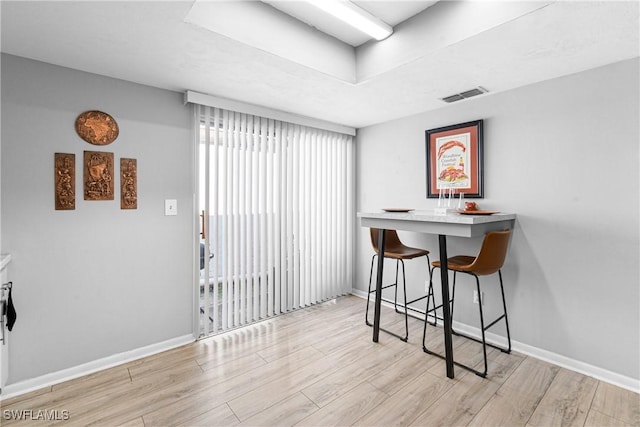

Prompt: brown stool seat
[
  {"left": 371, "top": 229, "right": 430, "bottom": 260},
  {"left": 432, "top": 255, "right": 474, "bottom": 270},
  {"left": 378, "top": 246, "right": 429, "bottom": 260},
  {"left": 432, "top": 228, "right": 510, "bottom": 276}
]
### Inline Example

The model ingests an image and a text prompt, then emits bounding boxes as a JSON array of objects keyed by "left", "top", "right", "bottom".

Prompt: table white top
[
  {"left": 358, "top": 211, "right": 516, "bottom": 238},
  {"left": 359, "top": 210, "right": 515, "bottom": 223}
]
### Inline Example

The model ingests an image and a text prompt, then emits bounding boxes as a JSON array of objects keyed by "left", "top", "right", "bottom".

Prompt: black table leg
[
  {"left": 438, "top": 234, "right": 455, "bottom": 379},
  {"left": 373, "top": 228, "right": 386, "bottom": 342}
]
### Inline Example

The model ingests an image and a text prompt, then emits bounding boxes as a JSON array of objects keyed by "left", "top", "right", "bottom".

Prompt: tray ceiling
[{"left": 1, "top": 1, "right": 638, "bottom": 128}]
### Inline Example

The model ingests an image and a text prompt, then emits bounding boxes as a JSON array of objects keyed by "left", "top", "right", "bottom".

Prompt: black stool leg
[
  {"left": 365, "top": 254, "right": 377, "bottom": 326},
  {"left": 498, "top": 270, "right": 512, "bottom": 352},
  {"left": 425, "top": 268, "right": 496, "bottom": 378},
  {"left": 448, "top": 271, "right": 459, "bottom": 336},
  {"left": 394, "top": 259, "right": 400, "bottom": 313},
  {"left": 464, "top": 271, "right": 510, "bottom": 355},
  {"left": 366, "top": 254, "right": 409, "bottom": 341},
  {"left": 422, "top": 279, "right": 430, "bottom": 351},
  {"left": 425, "top": 262, "right": 438, "bottom": 327},
  {"left": 400, "top": 259, "right": 408, "bottom": 341},
  {"left": 475, "top": 274, "right": 488, "bottom": 377},
  {"left": 448, "top": 272, "right": 488, "bottom": 377},
  {"left": 423, "top": 265, "right": 439, "bottom": 351}
]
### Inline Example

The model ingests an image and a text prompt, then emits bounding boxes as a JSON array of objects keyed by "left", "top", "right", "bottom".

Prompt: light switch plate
[{"left": 165, "top": 199, "right": 177, "bottom": 216}]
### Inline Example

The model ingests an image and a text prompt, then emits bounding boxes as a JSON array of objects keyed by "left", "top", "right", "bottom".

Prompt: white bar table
[{"left": 358, "top": 210, "right": 516, "bottom": 379}]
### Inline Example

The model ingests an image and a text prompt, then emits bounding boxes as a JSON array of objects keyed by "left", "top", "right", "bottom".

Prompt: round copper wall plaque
[{"left": 75, "top": 110, "right": 119, "bottom": 145}]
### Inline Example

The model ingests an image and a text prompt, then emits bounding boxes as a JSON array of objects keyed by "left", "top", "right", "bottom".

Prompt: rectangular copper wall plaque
[
  {"left": 84, "top": 151, "right": 114, "bottom": 200},
  {"left": 55, "top": 153, "right": 75, "bottom": 210},
  {"left": 120, "top": 158, "right": 137, "bottom": 209}
]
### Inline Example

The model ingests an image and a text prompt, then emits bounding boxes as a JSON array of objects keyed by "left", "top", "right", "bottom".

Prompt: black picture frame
[{"left": 425, "top": 119, "right": 484, "bottom": 198}]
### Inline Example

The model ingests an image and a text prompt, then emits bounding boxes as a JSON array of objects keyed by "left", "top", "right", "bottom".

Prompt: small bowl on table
[{"left": 464, "top": 202, "right": 479, "bottom": 212}]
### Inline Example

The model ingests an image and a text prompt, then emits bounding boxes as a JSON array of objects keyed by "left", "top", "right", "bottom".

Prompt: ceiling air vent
[{"left": 441, "top": 87, "right": 488, "bottom": 103}]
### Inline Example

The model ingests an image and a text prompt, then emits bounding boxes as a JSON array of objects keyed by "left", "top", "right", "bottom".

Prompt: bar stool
[
  {"left": 365, "top": 228, "right": 435, "bottom": 342},
  {"left": 422, "top": 229, "right": 512, "bottom": 377}
]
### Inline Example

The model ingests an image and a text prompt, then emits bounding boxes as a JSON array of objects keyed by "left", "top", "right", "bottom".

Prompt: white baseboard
[
  {"left": 350, "top": 289, "right": 367, "bottom": 299},
  {"left": 349, "top": 290, "right": 640, "bottom": 394},
  {"left": 1, "top": 334, "right": 194, "bottom": 400}
]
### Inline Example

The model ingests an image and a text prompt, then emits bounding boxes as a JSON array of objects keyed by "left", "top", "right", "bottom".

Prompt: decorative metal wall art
[
  {"left": 75, "top": 110, "right": 119, "bottom": 146},
  {"left": 54, "top": 153, "right": 76, "bottom": 210},
  {"left": 84, "top": 151, "right": 114, "bottom": 201},
  {"left": 120, "top": 158, "right": 137, "bottom": 209}
]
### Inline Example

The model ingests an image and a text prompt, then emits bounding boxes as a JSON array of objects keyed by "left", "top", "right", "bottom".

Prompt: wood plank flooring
[{"left": 1, "top": 295, "right": 638, "bottom": 426}]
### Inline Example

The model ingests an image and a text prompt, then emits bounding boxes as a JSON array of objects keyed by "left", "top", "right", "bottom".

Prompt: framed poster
[{"left": 425, "top": 119, "right": 483, "bottom": 198}]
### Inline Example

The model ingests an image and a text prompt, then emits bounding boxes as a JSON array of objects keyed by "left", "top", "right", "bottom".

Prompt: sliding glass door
[{"left": 196, "top": 106, "right": 355, "bottom": 337}]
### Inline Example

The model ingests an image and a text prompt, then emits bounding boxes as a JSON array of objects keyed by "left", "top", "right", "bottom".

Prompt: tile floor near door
[{"left": 2, "top": 295, "right": 639, "bottom": 426}]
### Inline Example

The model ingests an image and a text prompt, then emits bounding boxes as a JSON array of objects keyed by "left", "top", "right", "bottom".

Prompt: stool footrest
[
  {"left": 368, "top": 283, "right": 399, "bottom": 293},
  {"left": 406, "top": 294, "right": 429, "bottom": 305},
  {"left": 380, "top": 296, "right": 440, "bottom": 319},
  {"left": 451, "top": 329, "right": 511, "bottom": 353},
  {"left": 483, "top": 314, "right": 506, "bottom": 331},
  {"left": 382, "top": 296, "right": 442, "bottom": 326},
  {"left": 365, "top": 320, "right": 408, "bottom": 342},
  {"left": 422, "top": 345, "right": 487, "bottom": 378}
]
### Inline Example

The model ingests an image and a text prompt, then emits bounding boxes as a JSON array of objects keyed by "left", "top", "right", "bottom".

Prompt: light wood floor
[{"left": 2, "top": 295, "right": 639, "bottom": 426}]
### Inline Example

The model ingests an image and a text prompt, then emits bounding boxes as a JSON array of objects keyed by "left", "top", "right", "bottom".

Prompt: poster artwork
[{"left": 435, "top": 132, "right": 471, "bottom": 190}]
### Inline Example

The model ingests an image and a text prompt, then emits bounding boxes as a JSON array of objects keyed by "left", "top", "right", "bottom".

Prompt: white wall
[
  {"left": 356, "top": 58, "right": 639, "bottom": 381},
  {"left": 1, "top": 55, "right": 193, "bottom": 384},
  {"left": 2, "top": 52, "right": 638, "bottom": 389}
]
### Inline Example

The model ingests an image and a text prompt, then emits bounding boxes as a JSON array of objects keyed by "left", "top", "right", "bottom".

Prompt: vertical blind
[{"left": 197, "top": 105, "right": 355, "bottom": 336}]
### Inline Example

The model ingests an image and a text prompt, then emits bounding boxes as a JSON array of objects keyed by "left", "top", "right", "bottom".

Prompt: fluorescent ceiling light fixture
[{"left": 307, "top": 0, "right": 393, "bottom": 41}]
